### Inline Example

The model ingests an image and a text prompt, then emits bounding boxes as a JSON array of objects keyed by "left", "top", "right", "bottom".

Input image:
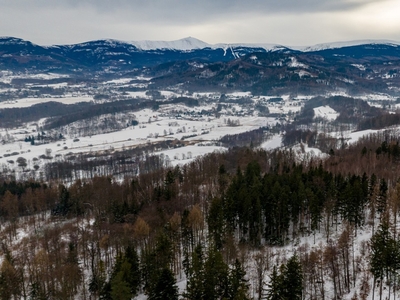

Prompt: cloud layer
[{"left": 0, "top": 0, "right": 399, "bottom": 46}]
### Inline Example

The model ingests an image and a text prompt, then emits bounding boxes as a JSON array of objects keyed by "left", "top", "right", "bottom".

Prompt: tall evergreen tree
[
  {"left": 266, "top": 255, "right": 303, "bottom": 300},
  {"left": 148, "top": 267, "right": 178, "bottom": 300},
  {"left": 184, "top": 244, "right": 205, "bottom": 300},
  {"left": 203, "top": 246, "right": 229, "bottom": 299},
  {"left": 370, "top": 221, "right": 400, "bottom": 298},
  {"left": 229, "top": 259, "right": 250, "bottom": 300},
  {"left": 266, "top": 266, "right": 283, "bottom": 300},
  {"left": 208, "top": 197, "right": 225, "bottom": 249},
  {"left": 124, "top": 245, "right": 141, "bottom": 295},
  {"left": 281, "top": 255, "right": 303, "bottom": 300},
  {"left": 101, "top": 246, "right": 141, "bottom": 300},
  {"left": 110, "top": 271, "right": 131, "bottom": 300},
  {"left": 377, "top": 178, "right": 388, "bottom": 214}
]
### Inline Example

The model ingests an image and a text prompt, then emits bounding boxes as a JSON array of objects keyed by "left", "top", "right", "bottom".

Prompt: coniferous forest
[{"left": 2, "top": 131, "right": 400, "bottom": 299}]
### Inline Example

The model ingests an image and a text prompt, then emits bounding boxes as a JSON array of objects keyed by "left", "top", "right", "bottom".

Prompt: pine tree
[
  {"left": 208, "top": 197, "right": 225, "bottom": 249},
  {"left": 100, "top": 246, "right": 141, "bottom": 300},
  {"left": 124, "top": 245, "right": 141, "bottom": 295},
  {"left": 377, "top": 178, "right": 388, "bottom": 214},
  {"left": 110, "top": 271, "right": 131, "bottom": 300},
  {"left": 148, "top": 267, "right": 178, "bottom": 300},
  {"left": 229, "top": 259, "right": 250, "bottom": 300},
  {"left": 266, "top": 266, "right": 283, "bottom": 300},
  {"left": 266, "top": 256, "right": 303, "bottom": 300},
  {"left": 281, "top": 255, "right": 303, "bottom": 300},
  {"left": 184, "top": 244, "right": 205, "bottom": 300},
  {"left": 203, "top": 246, "right": 229, "bottom": 299},
  {"left": 370, "top": 221, "right": 400, "bottom": 299}
]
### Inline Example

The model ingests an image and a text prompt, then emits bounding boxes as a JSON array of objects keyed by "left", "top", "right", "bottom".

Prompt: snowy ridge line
[
  {"left": 69, "top": 38, "right": 400, "bottom": 51},
  {"left": 3, "top": 36, "right": 400, "bottom": 52},
  {"left": 90, "top": 38, "right": 400, "bottom": 52},
  {"left": 296, "top": 39, "right": 400, "bottom": 52}
]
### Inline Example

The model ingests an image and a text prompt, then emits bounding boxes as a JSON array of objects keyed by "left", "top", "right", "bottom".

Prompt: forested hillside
[{"left": 1, "top": 130, "right": 400, "bottom": 299}]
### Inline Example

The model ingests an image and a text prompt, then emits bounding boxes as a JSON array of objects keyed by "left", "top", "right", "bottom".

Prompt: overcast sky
[{"left": 1, "top": 0, "right": 400, "bottom": 46}]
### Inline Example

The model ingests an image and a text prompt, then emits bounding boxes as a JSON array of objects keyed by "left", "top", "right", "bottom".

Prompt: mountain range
[
  {"left": 1, "top": 36, "right": 400, "bottom": 69},
  {"left": 1, "top": 36, "right": 400, "bottom": 96}
]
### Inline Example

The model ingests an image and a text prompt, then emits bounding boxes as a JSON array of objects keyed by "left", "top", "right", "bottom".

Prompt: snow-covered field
[
  {"left": 0, "top": 69, "right": 398, "bottom": 181},
  {"left": 0, "top": 106, "right": 275, "bottom": 178}
]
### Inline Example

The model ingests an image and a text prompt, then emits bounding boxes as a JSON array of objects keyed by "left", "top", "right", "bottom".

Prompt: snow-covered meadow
[
  {"left": 0, "top": 101, "right": 276, "bottom": 179},
  {"left": 1, "top": 69, "right": 399, "bottom": 181}
]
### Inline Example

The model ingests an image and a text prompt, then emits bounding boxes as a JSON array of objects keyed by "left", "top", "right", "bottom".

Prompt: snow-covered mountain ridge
[
  {"left": 81, "top": 37, "right": 400, "bottom": 51},
  {"left": 3, "top": 35, "right": 400, "bottom": 52},
  {"left": 66, "top": 37, "right": 400, "bottom": 52},
  {"left": 131, "top": 36, "right": 210, "bottom": 51},
  {"left": 2, "top": 35, "right": 400, "bottom": 86}
]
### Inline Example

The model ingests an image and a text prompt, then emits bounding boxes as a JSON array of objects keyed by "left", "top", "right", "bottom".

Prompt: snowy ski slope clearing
[{"left": 313, "top": 105, "right": 339, "bottom": 121}]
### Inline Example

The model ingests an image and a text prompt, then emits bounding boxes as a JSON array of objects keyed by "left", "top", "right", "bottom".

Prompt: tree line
[{"left": 2, "top": 132, "right": 400, "bottom": 298}]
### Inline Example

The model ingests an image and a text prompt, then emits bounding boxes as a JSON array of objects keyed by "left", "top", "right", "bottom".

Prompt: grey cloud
[
  {"left": 0, "top": 0, "right": 386, "bottom": 19},
  {"left": 0, "top": 0, "right": 389, "bottom": 35},
  {"left": 47, "top": 0, "right": 387, "bottom": 28},
  {"left": 59, "top": 0, "right": 381, "bottom": 13},
  {"left": 120, "top": 0, "right": 381, "bottom": 13},
  {"left": 0, "top": 0, "right": 398, "bottom": 45}
]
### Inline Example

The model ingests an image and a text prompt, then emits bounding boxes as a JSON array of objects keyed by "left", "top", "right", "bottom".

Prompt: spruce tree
[
  {"left": 281, "top": 255, "right": 303, "bottom": 300},
  {"left": 110, "top": 271, "right": 131, "bottom": 300},
  {"left": 203, "top": 246, "right": 229, "bottom": 299},
  {"left": 148, "top": 267, "right": 178, "bottom": 300},
  {"left": 266, "top": 256, "right": 303, "bottom": 300},
  {"left": 124, "top": 245, "right": 141, "bottom": 295},
  {"left": 370, "top": 221, "right": 400, "bottom": 297},
  {"left": 266, "top": 266, "right": 283, "bottom": 300},
  {"left": 184, "top": 244, "right": 205, "bottom": 300},
  {"left": 208, "top": 197, "right": 225, "bottom": 249},
  {"left": 229, "top": 259, "right": 250, "bottom": 300}
]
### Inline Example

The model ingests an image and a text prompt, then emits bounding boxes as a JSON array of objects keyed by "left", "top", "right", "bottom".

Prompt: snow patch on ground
[
  {"left": 226, "top": 91, "right": 252, "bottom": 97},
  {"left": 295, "top": 70, "right": 313, "bottom": 78},
  {"left": 157, "top": 145, "right": 226, "bottom": 167},
  {"left": 351, "top": 64, "right": 366, "bottom": 71},
  {"left": 313, "top": 105, "right": 339, "bottom": 121},
  {"left": 0, "top": 96, "right": 93, "bottom": 108},
  {"left": 288, "top": 57, "right": 308, "bottom": 68},
  {"left": 260, "top": 134, "right": 282, "bottom": 150},
  {"left": 347, "top": 129, "right": 380, "bottom": 144}
]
